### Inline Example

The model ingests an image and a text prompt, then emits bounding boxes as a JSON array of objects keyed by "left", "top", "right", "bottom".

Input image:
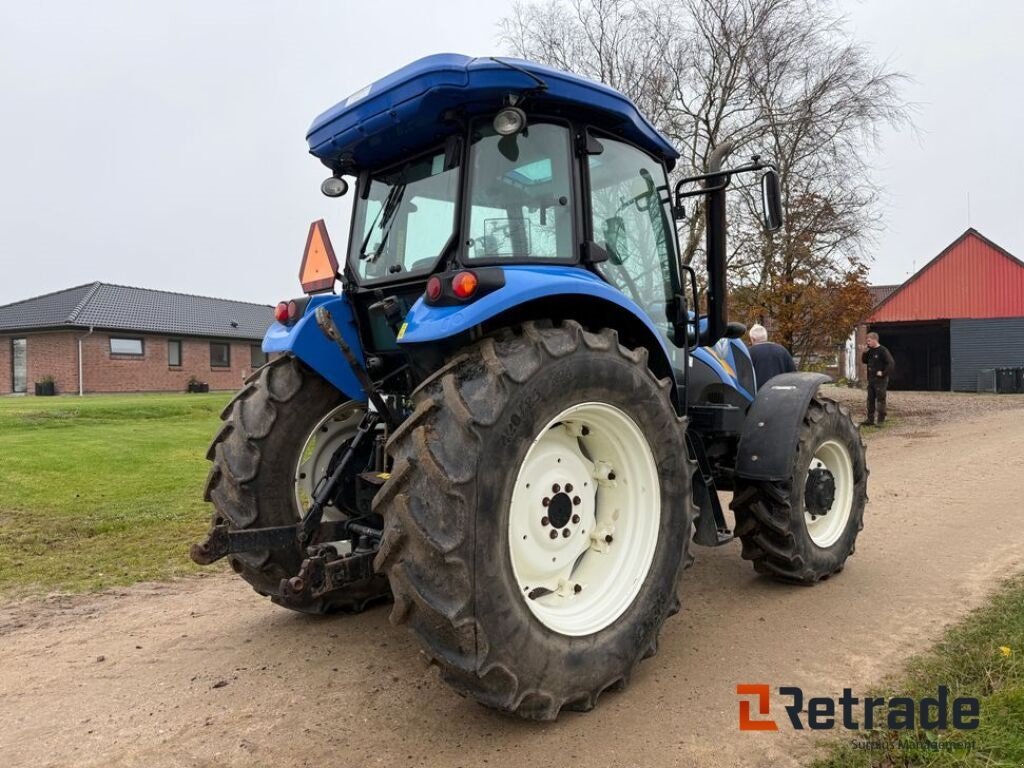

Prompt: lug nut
[
  {"left": 605, "top": 535, "right": 613, "bottom": 544},
  {"left": 571, "top": 514, "right": 580, "bottom": 524},
  {"left": 562, "top": 529, "right": 571, "bottom": 538},
  {"left": 549, "top": 530, "right": 559, "bottom": 540},
  {"left": 542, "top": 497, "right": 550, "bottom": 507},
  {"left": 541, "top": 516, "right": 549, "bottom": 526},
  {"left": 552, "top": 483, "right": 561, "bottom": 493},
  {"left": 573, "top": 584, "right": 582, "bottom": 594},
  {"left": 581, "top": 426, "right": 590, "bottom": 435},
  {"left": 573, "top": 496, "right": 581, "bottom": 506},
  {"left": 565, "top": 483, "right": 573, "bottom": 493},
  {"left": 608, "top": 472, "right": 616, "bottom": 481}
]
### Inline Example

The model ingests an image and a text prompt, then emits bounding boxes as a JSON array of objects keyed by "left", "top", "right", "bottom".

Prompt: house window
[
  {"left": 168, "top": 339, "right": 182, "bottom": 367},
  {"left": 210, "top": 341, "right": 231, "bottom": 368},
  {"left": 110, "top": 337, "right": 144, "bottom": 356},
  {"left": 11, "top": 338, "right": 27, "bottom": 393},
  {"left": 250, "top": 344, "right": 267, "bottom": 370}
]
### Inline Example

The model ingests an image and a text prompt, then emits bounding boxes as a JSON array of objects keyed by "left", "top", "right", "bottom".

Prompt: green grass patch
[
  {"left": 0, "top": 393, "right": 231, "bottom": 595},
  {"left": 815, "top": 576, "right": 1024, "bottom": 767}
]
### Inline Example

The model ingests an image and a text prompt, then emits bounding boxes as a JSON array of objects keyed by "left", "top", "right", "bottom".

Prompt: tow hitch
[{"left": 189, "top": 515, "right": 383, "bottom": 601}]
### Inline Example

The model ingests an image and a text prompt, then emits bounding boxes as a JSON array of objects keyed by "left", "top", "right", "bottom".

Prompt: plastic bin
[{"left": 996, "top": 368, "right": 1017, "bottom": 393}]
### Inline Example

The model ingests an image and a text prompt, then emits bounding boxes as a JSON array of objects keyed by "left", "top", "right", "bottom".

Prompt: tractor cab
[{"left": 303, "top": 54, "right": 686, "bottom": 377}]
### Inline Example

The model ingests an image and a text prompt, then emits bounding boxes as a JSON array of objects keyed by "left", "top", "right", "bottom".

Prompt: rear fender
[
  {"left": 398, "top": 265, "right": 675, "bottom": 383},
  {"left": 262, "top": 294, "right": 366, "bottom": 400},
  {"left": 735, "top": 372, "right": 831, "bottom": 482}
]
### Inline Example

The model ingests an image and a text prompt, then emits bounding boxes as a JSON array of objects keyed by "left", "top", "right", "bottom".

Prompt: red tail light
[
  {"left": 274, "top": 300, "right": 303, "bottom": 325},
  {"left": 452, "top": 271, "right": 479, "bottom": 299},
  {"left": 426, "top": 276, "right": 443, "bottom": 302}
]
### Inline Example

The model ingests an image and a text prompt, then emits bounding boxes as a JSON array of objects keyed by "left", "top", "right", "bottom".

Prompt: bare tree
[{"left": 500, "top": 0, "right": 912, "bottom": 355}]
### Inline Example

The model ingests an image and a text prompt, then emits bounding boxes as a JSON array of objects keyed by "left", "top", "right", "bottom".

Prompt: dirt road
[{"left": 3, "top": 399, "right": 1024, "bottom": 768}]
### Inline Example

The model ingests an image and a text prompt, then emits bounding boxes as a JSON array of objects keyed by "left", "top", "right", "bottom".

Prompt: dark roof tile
[{"left": 0, "top": 283, "right": 273, "bottom": 340}]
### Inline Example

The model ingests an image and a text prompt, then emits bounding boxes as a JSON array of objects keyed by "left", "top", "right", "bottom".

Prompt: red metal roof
[{"left": 869, "top": 229, "right": 1024, "bottom": 322}]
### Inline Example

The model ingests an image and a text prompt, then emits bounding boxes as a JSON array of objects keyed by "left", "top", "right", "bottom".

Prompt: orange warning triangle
[{"left": 299, "top": 219, "right": 339, "bottom": 294}]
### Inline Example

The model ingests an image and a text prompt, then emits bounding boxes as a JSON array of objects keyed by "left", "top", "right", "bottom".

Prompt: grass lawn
[
  {"left": 0, "top": 392, "right": 231, "bottom": 595},
  {"left": 816, "top": 576, "right": 1024, "bottom": 767}
]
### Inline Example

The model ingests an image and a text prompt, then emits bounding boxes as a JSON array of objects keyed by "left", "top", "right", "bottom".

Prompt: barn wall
[{"left": 950, "top": 318, "right": 1024, "bottom": 391}]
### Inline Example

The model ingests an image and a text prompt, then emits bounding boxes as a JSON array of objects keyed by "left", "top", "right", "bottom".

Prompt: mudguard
[
  {"left": 262, "top": 293, "right": 366, "bottom": 400},
  {"left": 397, "top": 264, "right": 675, "bottom": 381},
  {"left": 735, "top": 372, "right": 831, "bottom": 482}
]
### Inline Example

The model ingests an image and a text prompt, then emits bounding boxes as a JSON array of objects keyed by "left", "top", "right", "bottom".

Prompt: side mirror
[{"left": 760, "top": 169, "right": 783, "bottom": 231}]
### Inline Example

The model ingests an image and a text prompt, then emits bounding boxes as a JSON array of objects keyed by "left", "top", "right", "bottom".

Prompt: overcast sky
[{"left": 1, "top": 0, "right": 1021, "bottom": 306}]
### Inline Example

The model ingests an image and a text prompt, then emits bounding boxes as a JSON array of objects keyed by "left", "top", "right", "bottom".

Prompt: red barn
[{"left": 855, "top": 229, "right": 1024, "bottom": 391}]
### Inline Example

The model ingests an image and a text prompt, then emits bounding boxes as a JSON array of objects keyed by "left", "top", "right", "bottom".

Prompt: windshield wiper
[{"left": 359, "top": 183, "right": 406, "bottom": 262}]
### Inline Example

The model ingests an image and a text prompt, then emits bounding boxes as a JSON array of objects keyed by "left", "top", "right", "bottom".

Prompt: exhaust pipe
[{"left": 704, "top": 141, "right": 735, "bottom": 345}]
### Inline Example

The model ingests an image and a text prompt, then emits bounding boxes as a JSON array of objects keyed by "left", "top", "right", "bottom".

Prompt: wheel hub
[
  {"left": 508, "top": 402, "right": 660, "bottom": 637},
  {"left": 804, "top": 467, "right": 836, "bottom": 518},
  {"left": 544, "top": 492, "right": 576, "bottom": 529},
  {"left": 803, "top": 440, "right": 855, "bottom": 548}
]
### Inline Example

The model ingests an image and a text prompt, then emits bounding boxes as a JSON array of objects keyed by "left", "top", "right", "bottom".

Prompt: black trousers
[{"left": 867, "top": 376, "right": 888, "bottom": 422}]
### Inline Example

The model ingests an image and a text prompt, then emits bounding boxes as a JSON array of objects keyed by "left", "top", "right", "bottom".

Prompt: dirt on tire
[
  {"left": 2, "top": 392, "right": 1023, "bottom": 767},
  {"left": 373, "top": 321, "right": 695, "bottom": 720}
]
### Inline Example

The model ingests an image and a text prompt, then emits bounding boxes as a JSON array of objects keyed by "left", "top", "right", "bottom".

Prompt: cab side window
[{"left": 588, "top": 137, "right": 677, "bottom": 335}]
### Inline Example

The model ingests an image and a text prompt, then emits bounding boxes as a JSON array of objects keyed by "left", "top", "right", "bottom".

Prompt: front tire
[
  {"left": 731, "top": 396, "right": 867, "bottom": 583},
  {"left": 373, "top": 321, "right": 695, "bottom": 720}
]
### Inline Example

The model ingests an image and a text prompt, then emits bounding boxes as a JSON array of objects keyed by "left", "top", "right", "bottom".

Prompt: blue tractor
[{"left": 192, "top": 54, "right": 867, "bottom": 720}]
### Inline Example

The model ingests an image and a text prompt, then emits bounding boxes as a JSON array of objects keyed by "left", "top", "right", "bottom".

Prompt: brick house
[{"left": 0, "top": 283, "right": 274, "bottom": 395}]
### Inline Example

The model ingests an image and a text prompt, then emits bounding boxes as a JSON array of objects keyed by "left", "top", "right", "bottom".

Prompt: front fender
[
  {"left": 398, "top": 264, "right": 673, "bottom": 367},
  {"left": 735, "top": 372, "right": 831, "bottom": 481},
  {"left": 262, "top": 294, "right": 366, "bottom": 400}
]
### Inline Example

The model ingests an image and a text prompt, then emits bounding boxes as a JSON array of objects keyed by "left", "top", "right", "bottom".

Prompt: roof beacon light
[
  {"left": 274, "top": 302, "right": 290, "bottom": 323},
  {"left": 320, "top": 176, "right": 349, "bottom": 198},
  {"left": 493, "top": 106, "right": 527, "bottom": 136}
]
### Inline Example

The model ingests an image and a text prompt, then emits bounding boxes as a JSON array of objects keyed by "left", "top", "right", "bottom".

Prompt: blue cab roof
[{"left": 307, "top": 53, "right": 679, "bottom": 172}]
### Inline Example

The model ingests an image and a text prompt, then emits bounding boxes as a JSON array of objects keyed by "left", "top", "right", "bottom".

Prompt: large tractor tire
[
  {"left": 731, "top": 396, "right": 867, "bottom": 584},
  {"left": 373, "top": 320, "right": 695, "bottom": 721},
  {"left": 204, "top": 355, "right": 390, "bottom": 614}
]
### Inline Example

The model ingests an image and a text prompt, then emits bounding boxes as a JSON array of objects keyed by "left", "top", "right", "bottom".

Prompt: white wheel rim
[
  {"left": 292, "top": 402, "right": 364, "bottom": 519},
  {"left": 804, "top": 439, "right": 854, "bottom": 548},
  {"left": 508, "top": 402, "right": 661, "bottom": 637}
]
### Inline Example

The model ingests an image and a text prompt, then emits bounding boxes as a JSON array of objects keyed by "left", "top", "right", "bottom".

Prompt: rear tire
[
  {"left": 373, "top": 321, "right": 695, "bottom": 720},
  {"left": 203, "top": 355, "right": 391, "bottom": 614},
  {"left": 731, "top": 396, "right": 867, "bottom": 583}
]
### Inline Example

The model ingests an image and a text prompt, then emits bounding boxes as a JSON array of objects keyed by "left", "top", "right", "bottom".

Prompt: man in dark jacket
[
  {"left": 861, "top": 332, "right": 895, "bottom": 426},
  {"left": 748, "top": 324, "right": 796, "bottom": 388}
]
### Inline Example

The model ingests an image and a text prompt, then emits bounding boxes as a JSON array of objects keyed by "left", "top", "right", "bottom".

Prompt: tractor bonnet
[{"left": 306, "top": 53, "right": 679, "bottom": 172}]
